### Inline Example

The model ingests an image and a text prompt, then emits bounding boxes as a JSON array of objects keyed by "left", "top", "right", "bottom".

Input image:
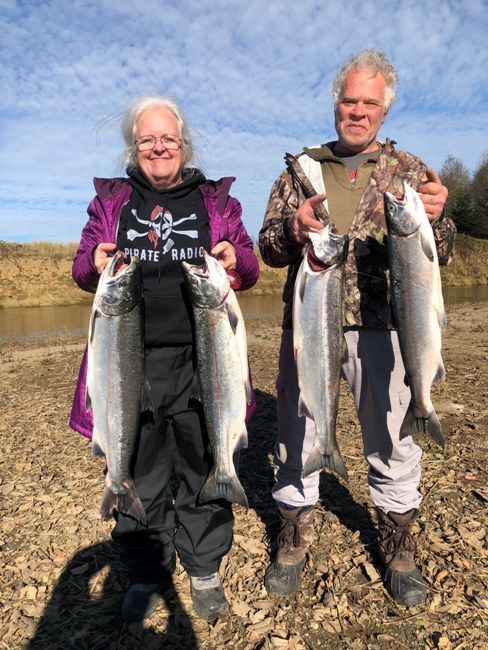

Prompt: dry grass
[
  {"left": 0, "top": 242, "right": 90, "bottom": 309},
  {"left": 1, "top": 235, "right": 486, "bottom": 309}
]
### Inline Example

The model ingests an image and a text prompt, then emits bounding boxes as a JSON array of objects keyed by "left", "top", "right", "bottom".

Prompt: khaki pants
[{"left": 272, "top": 328, "right": 422, "bottom": 513}]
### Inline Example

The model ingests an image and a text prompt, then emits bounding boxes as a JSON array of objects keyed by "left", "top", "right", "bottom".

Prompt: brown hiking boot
[
  {"left": 377, "top": 508, "right": 427, "bottom": 607},
  {"left": 265, "top": 505, "right": 315, "bottom": 596}
]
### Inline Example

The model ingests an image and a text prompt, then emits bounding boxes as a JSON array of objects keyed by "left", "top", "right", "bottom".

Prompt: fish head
[
  {"left": 95, "top": 251, "right": 143, "bottom": 316},
  {"left": 182, "top": 250, "right": 231, "bottom": 309},
  {"left": 384, "top": 182, "right": 426, "bottom": 237},
  {"left": 308, "top": 224, "right": 349, "bottom": 268}
]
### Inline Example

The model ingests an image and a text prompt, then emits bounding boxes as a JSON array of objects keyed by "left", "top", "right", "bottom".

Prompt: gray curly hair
[
  {"left": 332, "top": 48, "right": 398, "bottom": 111},
  {"left": 121, "top": 94, "right": 195, "bottom": 173}
]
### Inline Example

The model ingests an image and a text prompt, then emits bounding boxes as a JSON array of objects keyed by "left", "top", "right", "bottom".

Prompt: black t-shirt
[{"left": 117, "top": 168, "right": 211, "bottom": 347}]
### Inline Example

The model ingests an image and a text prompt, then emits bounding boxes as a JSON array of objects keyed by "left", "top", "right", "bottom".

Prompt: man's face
[{"left": 334, "top": 69, "right": 388, "bottom": 154}]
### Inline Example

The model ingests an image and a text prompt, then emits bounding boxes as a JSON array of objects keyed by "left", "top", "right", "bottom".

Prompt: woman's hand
[
  {"left": 211, "top": 241, "right": 237, "bottom": 271},
  {"left": 93, "top": 243, "right": 118, "bottom": 274}
]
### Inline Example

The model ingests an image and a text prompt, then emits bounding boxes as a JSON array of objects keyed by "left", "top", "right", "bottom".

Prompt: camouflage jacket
[{"left": 259, "top": 140, "right": 457, "bottom": 330}]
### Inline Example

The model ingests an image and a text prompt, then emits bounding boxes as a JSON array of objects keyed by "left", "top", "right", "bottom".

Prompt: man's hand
[
  {"left": 212, "top": 240, "right": 237, "bottom": 271},
  {"left": 289, "top": 193, "right": 327, "bottom": 243},
  {"left": 93, "top": 242, "right": 117, "bottom": 274},
  {"left": 418, "top": 168, "right": 448, "bottom": 222}
]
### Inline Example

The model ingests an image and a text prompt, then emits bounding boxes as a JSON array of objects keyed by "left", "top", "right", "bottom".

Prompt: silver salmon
[
  {"left": 182, "top": 251, "right": 251, "bottom": 508},
  {"left": 86, "top": 251, "right": 151, "bottom": 524},
  {"left": 293, "top": 224, "right": 349, "bottom": 481},
  {"left": 384, "top": 182, "right": 446, "bottom": 448}
]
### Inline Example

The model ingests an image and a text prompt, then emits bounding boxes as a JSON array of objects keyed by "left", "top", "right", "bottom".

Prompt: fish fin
[
  {"left": 293, "top": 332, "right": 302, "bottom": 364},
  {"left": 439, "top": 308, "right": 447, "bottom": 331},
  {"left": 433, "top": 362, "right": 446, "bottom": 385},
  {"left": 88, "top": 308, "right": 100, "bottom": 346},
  {"left": 199, "top": 470, "right": 249, "bottom": 509},
  {"left": 91, "top": 426, "right": 105, "bottom": 456},
  {"left": 302, "top": 445, "right": 348, "bottom": 482},
  {"left": 296, "top": 269, "right": 307, "bottom": 303},
  {"left": 420, "top": 231, "right": 436, "bottom": 262},
  {"left": 92, "top": 439, "right": 105, "bottom": 457},
  {"left": 141, "top": 379, "right": 153, "bottom": 413},
  {"left": 297, "top": 395, "right": 313, "bottom": 420},
  {"left": 85, "top": 387, "right": 92, "bottom": 412},
  {"left": 400, "top": 402, "right": 445, "bottom": 448},
  {"left": 226, "top": 302, "right": 239, "bottom": 334},
  {"left": 245, "top": 377, "right": 252, "bottom": 405},
  {"left": 189, "top": 371, "right": 201, "bottom": 402},
  {"left": 235, "top": 425, "right": 248, "bottom": 451},
  {"left": 341, "top": 337, "right": 349, "bottom": 365},
  {"left": 100, "top": 481, "right": 147, "bottom": 526}
]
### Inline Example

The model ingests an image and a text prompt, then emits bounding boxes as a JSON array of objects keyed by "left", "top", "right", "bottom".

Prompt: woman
[{"left": 69, "top": 95, "right": 259, "bottom": 623}]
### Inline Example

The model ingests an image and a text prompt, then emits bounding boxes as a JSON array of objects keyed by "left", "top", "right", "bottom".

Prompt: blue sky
[{"left": 1, "top": 0, "right": 487, "bottom": 243}]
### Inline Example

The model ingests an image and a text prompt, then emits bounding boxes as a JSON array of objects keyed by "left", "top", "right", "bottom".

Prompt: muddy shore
[{"left": 0, "top": 302, "right": 487, "bottom": 649}]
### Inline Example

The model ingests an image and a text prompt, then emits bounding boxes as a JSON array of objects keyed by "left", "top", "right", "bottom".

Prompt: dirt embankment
[
  {"left": 1, "top": 301, "right": 487, "bottom": 649},
  {"left": 1, "top": 235, "right": 487, "bottom": 309}
]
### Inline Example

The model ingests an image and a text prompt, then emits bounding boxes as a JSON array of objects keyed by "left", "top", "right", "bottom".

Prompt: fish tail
[
  {"left": 400, "top": 402, "right": 445, "bottom": 449},
  {"left": 327, "top": 447, "right": 349, "bottom": 482},
  {"left": 100, "top": 481, "right": 148, "bottom": 526},
  {"left": 302, "top": 445, "right": 348, "bottom": 482},
  {"left": 199, "top": 470, "right": 249, "bottom": 509},
  {"left": 302, "top": 446, "right": 325, "bottom": 477},
  {"left": 424, "top": 410, "right": 445, "bottom": 448}
]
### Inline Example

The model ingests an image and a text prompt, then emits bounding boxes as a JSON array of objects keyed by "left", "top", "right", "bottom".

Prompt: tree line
[{"left": 439, "top": 150, "right": 488, "bottom": 238}]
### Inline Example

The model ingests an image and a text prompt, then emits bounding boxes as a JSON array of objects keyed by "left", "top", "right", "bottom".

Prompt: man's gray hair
[
  {"left": 332, "top": 48, "right": 398, "bottom": 111},
  {"left": 122, "top": 94, "right": 195, "bottom": 173}
]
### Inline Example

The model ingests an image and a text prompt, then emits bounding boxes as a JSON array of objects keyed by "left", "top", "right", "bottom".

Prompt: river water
[{"left": 1, "top": 286, "right": 487, "bottom": 345}]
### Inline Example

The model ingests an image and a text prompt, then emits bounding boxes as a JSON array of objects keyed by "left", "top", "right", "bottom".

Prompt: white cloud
[{"left": 0, "top": 0, "right": 487, "bottom": 242}]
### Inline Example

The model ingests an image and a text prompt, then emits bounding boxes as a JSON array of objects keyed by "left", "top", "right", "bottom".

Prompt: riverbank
[
  {"left": 1, "top": 234, "right": 487, "bottom": 309},
  {"left": 1, "top": 302, "right": 487, "bottom": 649}
]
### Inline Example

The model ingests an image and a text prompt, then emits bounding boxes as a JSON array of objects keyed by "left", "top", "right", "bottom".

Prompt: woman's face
[{"left": 135, "top": 107, "right": 184, "bottom": 190}]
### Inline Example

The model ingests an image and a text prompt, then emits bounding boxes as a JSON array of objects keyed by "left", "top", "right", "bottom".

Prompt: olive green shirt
[{"left": 304, "top": 143, "right": 381, "bottom": 236}]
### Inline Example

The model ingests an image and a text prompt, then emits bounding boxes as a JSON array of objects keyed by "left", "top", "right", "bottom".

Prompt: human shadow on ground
[
  {"left": 240, "top": 388, "right": 279, "bottom": 534},
  {"left": 25, "top": 540, "right": 200, "bottom": 650},
  {"left": 242, "top": 388, "right": 377, "bottom": 568}
]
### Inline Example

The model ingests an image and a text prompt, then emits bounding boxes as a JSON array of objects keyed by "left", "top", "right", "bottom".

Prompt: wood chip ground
[{"left": 1, "top": 302, "right": 487, "bottom": 649}]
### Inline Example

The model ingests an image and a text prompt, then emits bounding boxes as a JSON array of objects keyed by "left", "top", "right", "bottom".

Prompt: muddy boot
[
  {"left": 377, "top": 508, "right": 427, "bottom": 607},
  {"left": 265, "top": 505, "right": 315, "bottom": 597}
]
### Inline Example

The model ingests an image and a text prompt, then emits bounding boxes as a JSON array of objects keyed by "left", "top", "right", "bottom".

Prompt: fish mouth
[
  {"left": 182, "top": 251, "right": 232, "bottom": 292},
  {"left": 385, "top": 189, "right": 406, "bottom": 206},
  {"left": 386, "top": 182, "right": 420, "bottom": 209},
  {"left": 384, "top": 185, "right": 422, "bottom": 237},
  {"left": 183, "top": 260, "right": 209, "bottom": 279},
  {"left": 105, "top": 251, "right": 138, "bottom": 282},
  {"left": 307, "top": 227, "right": 349, "bottom": 269},
  {"left": 106, "top": 251, "right": 126, "bottom": 277}
]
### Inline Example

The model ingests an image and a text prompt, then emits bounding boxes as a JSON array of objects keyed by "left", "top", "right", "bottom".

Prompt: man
[{"left": 259, "top": 48, "right": 456, "bottom": 608}]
